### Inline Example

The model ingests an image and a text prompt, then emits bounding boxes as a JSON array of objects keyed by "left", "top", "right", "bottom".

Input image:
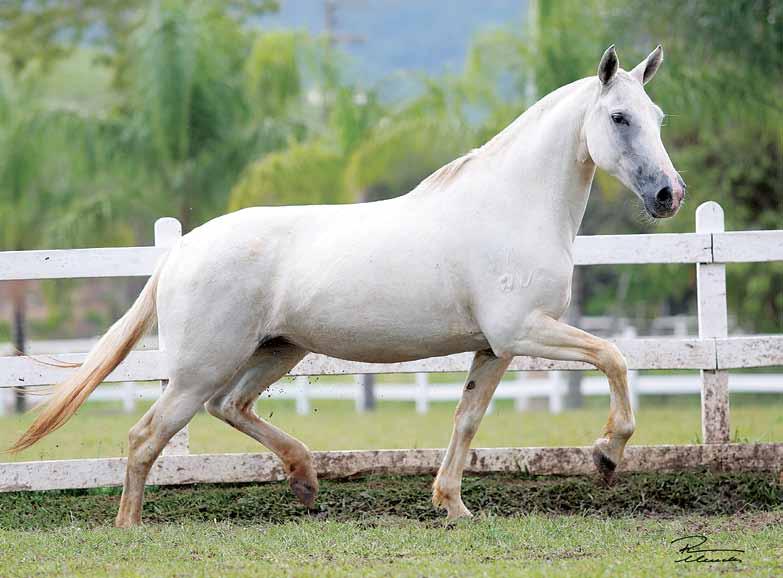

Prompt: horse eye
[{"left": 611, "top": 112, "right": 629, "bottom": 126}]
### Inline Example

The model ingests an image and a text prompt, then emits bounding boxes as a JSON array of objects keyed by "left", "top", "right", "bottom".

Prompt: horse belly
[
  {"left": 276, "top": 256, "right": 486, "bottom": 363},
  {"left": 286, "top": 311, "right": 487, "bottom": 363}
]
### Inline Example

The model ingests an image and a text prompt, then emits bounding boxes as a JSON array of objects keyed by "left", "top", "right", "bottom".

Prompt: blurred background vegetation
[{"left": 0, "top": 0, "right": 780, "bottom": 348}]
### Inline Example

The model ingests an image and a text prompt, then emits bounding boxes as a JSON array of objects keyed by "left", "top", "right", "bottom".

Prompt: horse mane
[
  {"left": 417, "top": 149, "right": 480, "bottom": 190},
  {"left": 416, "top": 77, "right": 596, "bottom": 193}
]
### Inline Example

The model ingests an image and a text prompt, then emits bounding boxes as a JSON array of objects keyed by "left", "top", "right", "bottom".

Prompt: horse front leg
[
  {"left": 433, "top": 350, "right": 511, "bottom": 521},
  {"left": 509, "top": 313, "right": 635, "bottom": 481}
]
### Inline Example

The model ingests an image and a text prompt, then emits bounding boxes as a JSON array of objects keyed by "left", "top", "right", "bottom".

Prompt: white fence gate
[{"left": 1, "top": 201, "right": 781, "bottom": 491}]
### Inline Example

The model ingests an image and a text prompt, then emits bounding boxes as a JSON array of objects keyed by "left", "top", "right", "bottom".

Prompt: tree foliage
[
  {"left": 0, "top": 1, "right": 778, "bottom": 333},
  {"left": 229, "top": 141, "right": 347, "bottom": 209},
  {"left": 0, "top": 0, "right": 278, "bottom": 72}
]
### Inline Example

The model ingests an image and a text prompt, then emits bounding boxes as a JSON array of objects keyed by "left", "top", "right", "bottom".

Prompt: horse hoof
[
  {"left": 592, "top": 445, "right": 617, "bottom": 484},
  {"left": 114, "top": 517, "right": 141, "bottom": 529},
  {"left": 445, "top": 504, "right": 473, "bottom": 524},
  {"left": 290, "top": 477, "right": 318, "bottom": 507}
]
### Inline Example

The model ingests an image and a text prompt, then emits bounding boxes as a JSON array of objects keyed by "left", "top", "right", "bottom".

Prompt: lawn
[
  {"left": 1, "top": 392, "right": 781, "bottom": 577},
  {"left": 1, "top": 470, "right": 782, "bottom": 577},
  {"left": 1, "top": 511, "right": 781, "bottom": 577},
  {"left": 2, "top": 392, "right": 782, "bottom": 463}
]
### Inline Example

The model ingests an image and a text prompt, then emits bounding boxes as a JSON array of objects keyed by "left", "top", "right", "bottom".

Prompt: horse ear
[
  {"left": 598, "top": 45, "right": 619, "bottom": 85},
  {"left": 631, "top": 45, "right": 663, "bottom": 85}
]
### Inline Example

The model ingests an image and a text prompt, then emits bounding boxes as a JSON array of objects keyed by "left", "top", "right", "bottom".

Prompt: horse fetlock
[
  {"left": 114, "top": 511, "right": 141, "bottom": 529},
  {"left": 613, "top": 419, "right": 636, "bottom": 440},
  {"left": 432, "top": 483, "right": 472, "bottom": 521},
  {"left": 592, "top": 435, "right": 628, "bottom": 483}
]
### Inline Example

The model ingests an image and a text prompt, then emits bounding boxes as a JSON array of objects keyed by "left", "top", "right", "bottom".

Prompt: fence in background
[
  {"left": 3, "top": 324, "right": 777, "bottom": 417},
  {"left": 40, "top": 370, "right": 781, "bottom": 417},
  {"left": 0, "top": 201, "right": 781, "bottom": 491}
]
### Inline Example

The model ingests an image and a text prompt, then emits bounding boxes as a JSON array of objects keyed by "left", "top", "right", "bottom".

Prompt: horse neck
[{"left": 481, "top": 77, "right": 599, "bottom": 242}]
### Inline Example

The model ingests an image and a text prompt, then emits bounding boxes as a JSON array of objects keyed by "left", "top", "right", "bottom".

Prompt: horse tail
[{"left": 7, "top": 259, "right": 166, "bottom": 453}]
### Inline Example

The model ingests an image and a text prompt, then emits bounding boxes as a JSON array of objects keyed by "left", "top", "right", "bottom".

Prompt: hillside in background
[{"left": 260, "top": 0, "right": 527, "bottom": 85}]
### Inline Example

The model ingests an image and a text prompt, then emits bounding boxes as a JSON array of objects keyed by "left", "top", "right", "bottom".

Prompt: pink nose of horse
[{"left": 655, "top": 175, "right": 686, "bottom": 214}]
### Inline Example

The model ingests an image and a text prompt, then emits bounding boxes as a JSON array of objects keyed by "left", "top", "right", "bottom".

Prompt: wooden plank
[
  {"left": 290, "top": 338, "right": 715, "bottom": 376},
  {"left": 155, "top": 218, "right": 189, "bottom": 456},
  {"left": 0, "top": 350, "right": 166, "bottom": 388},
  {"left": 0, "top": 247, "right": 166, "bottom": 281},
  {"left": 0, "top": 337, "right": 718, "bottom": 388},
  {"left": 717, "top": 335, "right": 783, "bottom": 369},
  {"left": 696, "top": 202, "right": 730, "bottom": 444},
  {"left": 573, "top": 233, "right": 711, "bottom": 265},
  {"left": 713, "top": 230, "right": 783, "bottom": 263},
  {"left": 1, "top": 443, "right": 780, "bottom": 492},
  {"left": 0, "top": 230, "right": 713, "bottom": 283}
]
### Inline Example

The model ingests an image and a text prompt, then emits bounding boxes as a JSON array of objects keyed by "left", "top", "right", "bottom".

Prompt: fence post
[
  {"left": 513, "top": 372, "right": 529, "bottom": 412},
  {"left": 696, "top": 202, "right": 730, "bottom": 444},
  {"left": 415, "top": 372, "right": 429, "bottom": 414},
  {"left": 623, "top": 326, "right": 640, "bottom": 412},
  {"left": 356, "top": 374, "right": 376, "bottom": 411},
  {"left": 354, "top": 375, "right": 367, "bottom": 412},
  {"left": 0, "top": 386, "right": 11, "bottom": 416},
  {"left": 122, "top": 381, "right": 136, "bottom": 414},
  {"left": 155, "top": 217, "right": 189, "bottom": 455},
  {"left": 295, "top": 376, "right": 310, "bottom": 415},
  {"left": 548, "top": 371, "right": 564, "bottom": 414}
]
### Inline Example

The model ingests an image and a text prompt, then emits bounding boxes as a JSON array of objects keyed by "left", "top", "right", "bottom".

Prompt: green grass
[
  {"left": 1, "top": 393, "right": 782, "bottom": 577},
  {"left": 2, "top": 394, "right": 782, "bottom": 463},
  {"left": 1, "top": 472, "right": 782, "bottom": 576},
  {"left": 0, "top": 512, "right": 781, "bottom": 577}
]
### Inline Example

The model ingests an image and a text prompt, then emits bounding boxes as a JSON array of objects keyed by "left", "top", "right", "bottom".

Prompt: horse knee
[
  {"left": 127, "top": 424, "right": 146, "bottom": 453},
  {"left": 204, "top": 396, "right": 224, "bottom": 419},
  {"left": 205, "top": 395, "right": 241, "bottom": 424},
  {"left": 126, "top": 422, "right": 160, "bottom": 471},
  {"left": 454, "top": 410, "right": 481, "bottom": 439},
  {"left": 595, "top": 341, "right": 627, "bottom": 379}
]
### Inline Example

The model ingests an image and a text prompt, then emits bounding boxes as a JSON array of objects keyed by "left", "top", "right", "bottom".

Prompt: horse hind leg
[
  {"left": 115, "top": 381, "right": 212, "bottom": 528},
  {"left": 205, "top": 342, "right": 318, "bottom": 507}
]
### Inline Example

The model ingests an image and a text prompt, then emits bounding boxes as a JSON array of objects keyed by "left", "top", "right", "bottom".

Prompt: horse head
[{"left": 583, "top": 45, "right": 686, "bottom": 218}]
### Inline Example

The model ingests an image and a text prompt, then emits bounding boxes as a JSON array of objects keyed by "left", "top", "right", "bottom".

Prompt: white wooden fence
[
  {"left": 48, "top": 371, "right": 782, "bottom": 418},
  {"left": 1, "top": 202, "right": 782, "bottom": 491}
]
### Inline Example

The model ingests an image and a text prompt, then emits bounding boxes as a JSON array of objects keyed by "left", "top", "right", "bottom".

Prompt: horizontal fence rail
[
  {"left": 3, "top": 335, "right": 782, "bottom": 389},
  {"left": 2, "top": 444, "right": 781, "bottom": 492},
  {"left": 712, "top": 230, "right": 783, "bottom": 263},
  {"left": 0, "top": 234, "right": 716, "bottom": 283},
  {"left": 0, "top": 247, "right": 166, "bottom": 280},
  {"left": 1, "top": 202, "right": 781, "bottom": 493},
  {"left": 0, "top": 231, "right": 776, "bottom": 284}
]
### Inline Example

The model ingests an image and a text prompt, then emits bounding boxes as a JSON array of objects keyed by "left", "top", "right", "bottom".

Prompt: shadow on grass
[{"left": 2, "top": 471, "right": 781, "bottom": 530}]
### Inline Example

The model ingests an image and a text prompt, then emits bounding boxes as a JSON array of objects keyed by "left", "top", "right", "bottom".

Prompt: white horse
[{"left": 12, "top": 45, "right": 684, "bottom": 527}]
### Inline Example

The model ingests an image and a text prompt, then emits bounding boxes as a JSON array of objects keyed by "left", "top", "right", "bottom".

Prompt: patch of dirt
[
  {"left": 684, "top": 510, "right": 783, "bottom": 534},
  {"left": 1, "top": 471, "right": 780, "bottom": 530}
]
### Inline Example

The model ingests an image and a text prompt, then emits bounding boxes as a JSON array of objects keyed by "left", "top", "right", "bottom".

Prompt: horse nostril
[{"left": 655, "top": 186, "right": 673, "bottom": 207}]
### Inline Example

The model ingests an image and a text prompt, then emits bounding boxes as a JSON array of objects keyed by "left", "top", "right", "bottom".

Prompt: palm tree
[
  {"left": 0, "top": 65, "right": 121, "bottom": 411},
  {"left": 123, "top": 1, "right": 301, "bottom": 231}
]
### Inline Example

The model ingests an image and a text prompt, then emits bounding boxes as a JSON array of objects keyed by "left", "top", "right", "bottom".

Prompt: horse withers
[{"left": 10, "top": 45, "right": 685, "bottom": 527}]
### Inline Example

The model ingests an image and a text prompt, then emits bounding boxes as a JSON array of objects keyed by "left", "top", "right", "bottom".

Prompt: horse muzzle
[{"left": 643, "top": 174, "right": 686, "bottom": 219}]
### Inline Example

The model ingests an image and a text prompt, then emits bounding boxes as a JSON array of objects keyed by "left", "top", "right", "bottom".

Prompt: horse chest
[{"left": 469, "top": 242, "right": 575, "bottom": 341}]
